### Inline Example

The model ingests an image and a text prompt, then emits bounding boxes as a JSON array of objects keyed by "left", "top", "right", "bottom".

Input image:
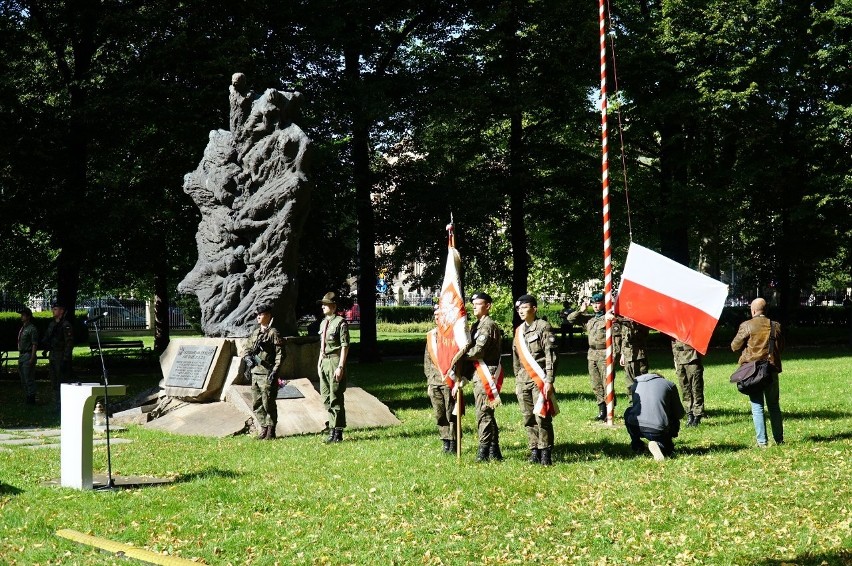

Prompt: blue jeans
[
  {"left": 626, "top": 423, "right": 675, "bottom": 456},
  {"left": 748, "top": 376, "right": 783, "bottom": 446}
]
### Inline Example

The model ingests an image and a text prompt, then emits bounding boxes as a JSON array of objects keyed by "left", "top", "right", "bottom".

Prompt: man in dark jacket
[
  {"left": 624, "top": 373, "right": 685, "bottom": 461},
  {"left": 731, "top": 298, "right": 784, "bottom": 447}
]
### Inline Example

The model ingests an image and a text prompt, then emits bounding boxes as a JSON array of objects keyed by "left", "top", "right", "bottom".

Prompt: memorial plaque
[{"left": 165, "top": 345, "right": 218, "bottom": 389}]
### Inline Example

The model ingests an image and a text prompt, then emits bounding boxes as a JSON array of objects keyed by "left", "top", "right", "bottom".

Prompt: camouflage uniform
[
  {"left": 462, "top": 315, "right": 503, "bottom": 446},
  {"left": 672, "top": 339, "right": 704, "bottom": 421},
  {"left": 566, "top": 310, "right": 620, "bottom": 407},
  {"left": 244, "top": 324, "right": 283, "bottom": 430},
  {"left": 44, "top": 315, "right": 74, "bottom": 404},
  {"left": 512, "top": 318, "right": 558, "bottom": 451},
  {"left": 18, "top": 318, "right": 39, "bottom": 401},
  {"left": 617, "top": 319, "right": 649, "bottom": 397},
  {"left": 424, "top": 329, "right": 456, "bottom": 445},
  {"left": 318, "top": 314, "right": 350, "bottom": 430}
]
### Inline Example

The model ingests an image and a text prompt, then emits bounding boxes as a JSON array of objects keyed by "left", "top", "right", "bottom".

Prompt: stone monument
[{"left": 179, "top": 73, "right": 311, "bottom": 338}]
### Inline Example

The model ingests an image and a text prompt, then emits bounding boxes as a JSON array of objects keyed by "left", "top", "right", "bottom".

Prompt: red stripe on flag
[{"left": 616, "top": 279, "right": 718, "bottom": 355}]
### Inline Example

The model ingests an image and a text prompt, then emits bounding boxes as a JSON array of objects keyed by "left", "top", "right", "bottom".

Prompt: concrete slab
[
  {"left": 142, "top": 401, "right": 250, "bottom": 438},
  {"left": 45, "top": 473, "right": 173, "bottom": 489}
]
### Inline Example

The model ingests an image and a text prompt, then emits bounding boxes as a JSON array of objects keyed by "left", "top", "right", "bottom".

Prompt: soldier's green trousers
[
  {"left": 18, "top": 352, "right": 36, "bottom": 397},
  {"left": 251, "top": 370, "right": 278, "bottom": 427},
  {"left": 676, "top": 361, "right": 705, "bottom": 417},
  {"left": 428, "top": 383, "right": 457, "bottom": 441},
  {"left": 472, "top": 380, "right": 499, "bottom": 444},
  {"left": 319, "top": 355, "right": 347, "bottom": 429},
  {"left": 515, "top": 379, "right": 554, "bottom": 449},
  {"left": 623, "top": 358, "right": 648, "bottom": 398}
]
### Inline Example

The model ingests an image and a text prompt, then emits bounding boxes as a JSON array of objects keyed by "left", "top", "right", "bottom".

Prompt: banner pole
[{"left": 600, "top": 0, "right": 616, "bottom": 425}]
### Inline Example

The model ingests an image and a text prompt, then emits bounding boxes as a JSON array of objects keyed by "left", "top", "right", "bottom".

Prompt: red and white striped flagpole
[{"left": 600, "top": 0, "right": 615, "bottom": 425}]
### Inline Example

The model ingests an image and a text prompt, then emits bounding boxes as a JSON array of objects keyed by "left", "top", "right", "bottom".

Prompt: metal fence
[{"left": 0, "top": 294, "right": 192, "bottom": 330}]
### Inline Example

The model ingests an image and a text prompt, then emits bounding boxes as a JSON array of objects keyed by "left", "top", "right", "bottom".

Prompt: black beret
[
  {"left": 515, "top": 294, "right": 537, "bottom": 307},
  {"left": 470, "top": 292, "right": 493, "bottom": 303}
]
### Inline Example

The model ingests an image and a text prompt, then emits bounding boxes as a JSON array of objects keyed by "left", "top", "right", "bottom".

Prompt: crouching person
[{"left": 624, "top": 373, "right": 685, "bottom": 461}]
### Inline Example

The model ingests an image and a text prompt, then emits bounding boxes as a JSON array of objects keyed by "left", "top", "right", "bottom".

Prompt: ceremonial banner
[
  {"left": 615, "top": 242, "right": 728, "bottom": 355},
  {"left": 434, "top": 237, "right": 470, "bottom": 382}
]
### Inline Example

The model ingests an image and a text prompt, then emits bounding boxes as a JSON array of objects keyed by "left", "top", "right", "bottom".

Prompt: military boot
[
  {"left": 595, "top": 403, "right": 606, "bottom": 421},
  {"left": 690, "top": 415, "right": 702, "bottom": 427},
  {"left": 442, "top": 439, "right": 451, "bottom": 453},
  {"left": 489, "top": 442, "right": 504, "bottom": 461},
  {"left": 334, "top": 428, "right": 344, "bottom": 442},
  {"left": 25, "top": 394, "right": 36, "bottom": 405},
  {"left": 256, "top": 426, "right": 269, "bottom": 440},
  {"left": 476, "top": 443, "right": 491, "bottom": 462},
  {"left": 265, "top": 425, "right": 277, "bottom": 440},
  {"left": 540, "top": 447, "right": 553, "bottom": 466},
  {"left": 324, "top": 428, "right": 337, "bottom": 443},
  {"left": 686, "top": 412, "right": 695, "bottom": 426},
  {"left": 528, "top": 448, "right": 541, "bottom": 464},
  {"left": 447, "top": 440, "right": 457, "bottom": 455}
]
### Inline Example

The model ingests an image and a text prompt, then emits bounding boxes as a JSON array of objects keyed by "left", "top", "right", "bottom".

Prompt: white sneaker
[{"left": 648, "top": 441, "right": 665, "bottom": 461}]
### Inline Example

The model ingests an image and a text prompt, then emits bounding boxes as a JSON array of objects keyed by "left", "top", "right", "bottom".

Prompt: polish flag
[
  {"left": 434, "top": 225, "right": 470, "bottom": 378},
  {"left": 615, "top": 242, "right": 728, "bottom": 355}
]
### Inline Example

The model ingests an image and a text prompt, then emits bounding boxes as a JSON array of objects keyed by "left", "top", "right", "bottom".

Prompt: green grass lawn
[{"left": 1, "top": 340, "right": 850, "bottom": 565}]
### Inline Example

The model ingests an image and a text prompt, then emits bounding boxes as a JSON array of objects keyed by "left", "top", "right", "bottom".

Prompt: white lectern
[{"left": 60, "top": 382, "right": 126, "bottom": 489}]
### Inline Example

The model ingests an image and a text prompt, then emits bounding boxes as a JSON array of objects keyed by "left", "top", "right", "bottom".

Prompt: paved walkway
[{"left": 0, "top": 428, "right": 132, "bottom": 452}]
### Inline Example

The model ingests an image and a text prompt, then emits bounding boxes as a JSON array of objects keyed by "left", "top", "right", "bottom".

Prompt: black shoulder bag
[{"left": 730, "top": 320, "right": 776, "bottom": 395}]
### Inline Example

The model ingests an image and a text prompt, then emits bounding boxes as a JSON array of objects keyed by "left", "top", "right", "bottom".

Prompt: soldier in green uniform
[
  {"left": 316, "top": 292, "right": 350, "bottom": 443},
  {"left": 672, "top": 338, "right": 705, "bottom": 426},
  {"left": 512, "top": 294, "right": 558, "bottom": 466},
  {"left": 242, "top": 304, "right": 283, "bottom": 439},
  {"left": 18, "top": 307, "right": 39, "bottom": 405},
  {"left": 457, "top": 292, "right": 503, "bottom": 462},
  {"left": 566, "top": 292, "right": 620, "bottom": 420},
  {"left": 611, "top": 316, "right": 649, "bottom": 398},
  {"left": 44, "top": 302, "right": 74, "bottom": 409},
  {"left": 425, "top": 306, "right": 457, "bottom": 454}
]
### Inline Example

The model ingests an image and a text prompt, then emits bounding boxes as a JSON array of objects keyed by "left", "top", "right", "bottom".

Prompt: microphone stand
[{"left": 89, "top": 317, "right": 116, "bottom": 490}]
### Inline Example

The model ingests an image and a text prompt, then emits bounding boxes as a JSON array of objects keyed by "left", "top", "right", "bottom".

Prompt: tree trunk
[
  {"left": 153, "top": 253, "right": 170, "bottom": 353},
  {"left": 345, "top": 46, "right": 381, "bottom": 363},
  {"left": 657, "top": 117, "right": 690, "bottom": 266},
  {"left": 504, "top": 0, "right": 527, "bottom": 328},
  {"left": 509, "top": 110, "right": 528, "bottom": 326}
]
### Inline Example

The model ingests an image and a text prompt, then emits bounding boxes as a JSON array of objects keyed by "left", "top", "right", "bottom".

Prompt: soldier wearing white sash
[
  {"left": 512, "top": 294, "right": 558, "bottom": 465},
  {"left": 457, "top": 292, "right": 504, "bottom": 462}
]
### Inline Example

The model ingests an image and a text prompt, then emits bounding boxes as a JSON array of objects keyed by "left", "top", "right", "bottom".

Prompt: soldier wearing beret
[
  {"left": 17, "top": 307, "right": 39, "bottom": 405},
  {"left": 43, "top": 302, "right": 74, "bottom": 409},
  {"left": 671, "top": 338, "right": 705, "bottom": 426},
  {"left": 316, "top": 292, "right": 350, "bottom": 443},
  {"left": 566, "top": 292, "right": 620, "bottom": 421},
  {"left": 242, "top": 304, "right": 283, "bottom": 439},
  {"left": 512, "top": 294, "right": 559, "bottom": 465},
  {"left": 425, "top": 306, "right": 458, "bottom": 454},
  {"left": 609, "top": 315, "right": 649, "bottom": 399},
  {"left": 455, "top": 292, "right": 504, "bottom": 462}
]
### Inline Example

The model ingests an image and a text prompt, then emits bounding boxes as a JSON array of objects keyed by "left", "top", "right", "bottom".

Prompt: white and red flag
[
  {"left": 433, "top": 224, "right": 471, "bottom": 384},
  {"left": 615, "top": 242, "right": 728, "bottom": 355}
]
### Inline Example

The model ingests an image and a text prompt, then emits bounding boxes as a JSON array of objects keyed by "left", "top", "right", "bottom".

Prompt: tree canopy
[{"left": 0, "top": 0, "right": 848, "bottom": 346}]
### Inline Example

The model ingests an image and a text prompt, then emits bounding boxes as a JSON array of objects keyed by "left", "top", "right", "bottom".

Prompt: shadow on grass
[
  {"left": 751, "top": 549, "right": 851, "bottom": 566},
  {"left": 548, "top": 438, "right": 747, "bottom": 463},
  {"left": 172, "top": 468, "right": 244, "bottom": 484},
  {"left": 0, "top": 482, "right": 23, "bottom": 495},
  {"left": 707, "top": 407, "right": 852, "bottom": 421},
  {"left": 802, "top": 430, "right": 852, "bottom": 443}
]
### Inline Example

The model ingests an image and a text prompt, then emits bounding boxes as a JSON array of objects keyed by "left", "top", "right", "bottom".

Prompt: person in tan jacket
[{"left": 731, "top": 298, "right": 784, "bottom": 447}]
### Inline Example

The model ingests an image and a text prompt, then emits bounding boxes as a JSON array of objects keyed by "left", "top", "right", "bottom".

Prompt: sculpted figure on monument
[
  {"left": 179, "top": 74, "right": 311, "bottom": 337},
  {"left": 229, "top": 72, "right": 254, "bottom": 133}
]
